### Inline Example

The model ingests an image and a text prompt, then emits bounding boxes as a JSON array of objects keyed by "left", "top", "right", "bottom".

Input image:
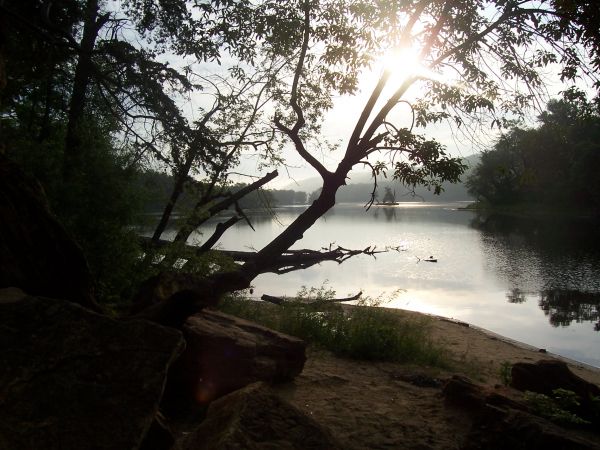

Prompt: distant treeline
[
  {"left": 138, "top": 171, "right": 307, "bottom": 213},
  {"left": 466, "top": 93, "right": 600, "bottom": 214},
  {"left": 307, "top": 171, "right": 475, "bottom": 204}
]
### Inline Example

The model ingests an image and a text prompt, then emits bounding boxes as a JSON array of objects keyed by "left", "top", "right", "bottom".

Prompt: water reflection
[
  {"left": 473, "top": 213, "right": 600, "bottom": 330},
  {"left": 372, "top": 207, "right": 398, "bottom": 221},
  {"left": 144, "top": 203, "right": 600, "bottom": 365},
  {"left": 506, "top": 288, "right": 527, "bottom": 304},
  {"left": 539, "top": 290, "right": 600, "bottom": 331}
]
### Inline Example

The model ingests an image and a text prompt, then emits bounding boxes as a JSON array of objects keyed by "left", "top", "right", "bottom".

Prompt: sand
[{"left": 271, "top": 308, "right": 600, "bottom": 449}]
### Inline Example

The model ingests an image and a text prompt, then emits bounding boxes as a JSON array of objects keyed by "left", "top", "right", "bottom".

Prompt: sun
[
  {"left": 380, "top": 47, "right": 423, "bottom": 77},
  {"left": 378, "top": 46, "right": 447, "bottom": 84}
]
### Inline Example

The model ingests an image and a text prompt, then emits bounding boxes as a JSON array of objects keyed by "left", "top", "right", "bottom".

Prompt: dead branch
[
  {"left": 198, "top": 216, "right": 240, "bottom": 252},
  {"left": 260, "top": 291, "right": 362, "bottom": 306},
  {"left": 139, "top": 237, "right": 386, "bottom": 275},
  {"left": 172, "top": 169, "right": 277, "bottom": 244}
]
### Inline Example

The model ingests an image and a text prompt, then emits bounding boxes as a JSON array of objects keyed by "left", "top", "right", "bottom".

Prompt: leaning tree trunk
[
  {"left": 241, "top": 175, "right": 342, "bottom": 279},
  {"left": 132, "top": 165, "right": 352, "bottom": 328},
  {"left": 172, "top": 170, "right": 278, "bottom": 246}
]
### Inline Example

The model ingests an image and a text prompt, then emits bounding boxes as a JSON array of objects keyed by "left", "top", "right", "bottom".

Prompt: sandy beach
[{"left": 271, "top": 308, "right": 600, "bottom": 449}]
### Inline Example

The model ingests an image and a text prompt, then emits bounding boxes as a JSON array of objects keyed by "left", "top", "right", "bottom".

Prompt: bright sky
[
  {"left": 153, "top": 4, "right": 596, "bottom": 191},
  {"left": 258, "top": 49, "right": 595, "bottom": 189},
  {"left": 239, "top": 52, "right": 491, "bottom": 189}
]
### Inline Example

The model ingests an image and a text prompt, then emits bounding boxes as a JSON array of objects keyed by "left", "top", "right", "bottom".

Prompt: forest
[{"left": 467, "top": 93, "right": 600, "bottom": 213}]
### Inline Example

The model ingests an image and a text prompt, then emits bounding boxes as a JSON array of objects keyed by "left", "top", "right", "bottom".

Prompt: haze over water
[{"left": 164, "top": 202, "right": 600, "bottom": 368}]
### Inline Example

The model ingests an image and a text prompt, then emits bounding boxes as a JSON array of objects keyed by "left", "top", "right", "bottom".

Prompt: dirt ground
[{"left": 272, "top": 309, "right": 600, "bottom": 449}]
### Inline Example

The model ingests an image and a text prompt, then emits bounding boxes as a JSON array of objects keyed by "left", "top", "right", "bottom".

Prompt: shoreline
[
  {"left": 331, "top": 301, "right": 600, "bottom": 384},
  {"left": 388, "top": 305, "right": 600, "bottom": 384},
  {"left": 403, "top": 306, "right": 600, "bottom": 373},
  {"left": 269, "top": 303, "right": 600, "bottom": 449},
  {"left": 250, "top": 296, "right": 600, "bottom": 374}
]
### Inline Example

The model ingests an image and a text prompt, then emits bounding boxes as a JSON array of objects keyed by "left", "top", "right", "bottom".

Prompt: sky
[
  {"left": 258, "top": 65, "right": 596, "bottom": 190},
  {"left": 235, "top": 60, "right": 494, "bottom": 189},
  {"left": 133, "top": 1, "right": 598, "bottom": 191}
]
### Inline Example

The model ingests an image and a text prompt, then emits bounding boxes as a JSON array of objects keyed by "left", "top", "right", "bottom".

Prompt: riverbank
[{"left": 269, "top": 307, "right": 600, "bottom": 449}]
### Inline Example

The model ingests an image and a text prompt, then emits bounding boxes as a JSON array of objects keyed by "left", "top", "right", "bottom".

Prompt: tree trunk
[
  {"left": 132, "top": 170, "right": 351, "bottom": 326},
  {"left": 63, "top": 0, "right": 106, "bottom": 181},
  {"left": 150, "top": 156, "right": 195, "bottom": 244},
  {"left": 241, "top": 170, "right": 348, "bottom": 280}
]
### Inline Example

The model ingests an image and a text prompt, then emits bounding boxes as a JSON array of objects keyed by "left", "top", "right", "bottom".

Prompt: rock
[
  {"left": 443, "top": 376, "right": 526, "bottom": 412},
  {"left": 0, "top": 293, "right": 185, "bottom": 450},
  {"left": 511, "top": 359, "right": 600, "bottom": 425},
  {"left": 443, "top": 375, "right": 488, "bottom": 410},
  {"left": 180, "top": 383, "right": 344, "bottom": 450},
  {"left": 162, "top": 309, "right": 306, "bottom": 411},
  {"left": 464, "top": 408, "right": 600, "bottom": 449},
  {"left": 443, "top": 376, "right": 600, "bottom": 449},
  {"left": 511, "top": 359, "right": 600, "bottom": 397},
  {"left": 0, "top": 154, "right": 99, "bottom": 311}
]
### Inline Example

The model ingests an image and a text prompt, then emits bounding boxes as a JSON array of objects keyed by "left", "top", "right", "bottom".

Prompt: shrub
[
  {"left": 524, "top": 389, "right": 590, "bottom": 426},
  {"left": 219, "top": 290, "right": 448, "bottom": 367}
]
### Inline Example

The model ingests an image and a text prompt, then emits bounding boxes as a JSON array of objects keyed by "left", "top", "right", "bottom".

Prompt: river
[{"left": 158, "top": 202, "right": 600, "bottom": 368}]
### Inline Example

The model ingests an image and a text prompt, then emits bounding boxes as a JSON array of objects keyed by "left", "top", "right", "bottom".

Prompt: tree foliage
[{"left": 467, "top": 93, "right": 600, "bottom": 211}]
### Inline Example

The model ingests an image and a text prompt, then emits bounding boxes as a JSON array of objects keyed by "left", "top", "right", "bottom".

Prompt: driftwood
[{"left": 260, "top": 291, "right": 362, "bottom": 306}]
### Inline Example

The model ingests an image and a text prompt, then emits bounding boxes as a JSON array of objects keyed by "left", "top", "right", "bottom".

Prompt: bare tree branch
[
  {"left": 274, "top": 0, "right": 331, "bottom": 180},
  {"left": 172, "top": 169, "right": 277, "bottom": 245}
]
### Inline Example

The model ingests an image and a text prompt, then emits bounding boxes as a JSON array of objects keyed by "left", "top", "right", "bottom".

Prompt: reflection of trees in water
[
  {"left": 373, "top": 207, "right": 397, "bottom": 222},
  {"left": 471, "top": 213, "right": 600, "bottom": 250},
  {"left": 539, "top": 289, "right": 600, "bottom": 331},
  {"left": 474, "top": 213, "right": 600, "bottom": 330},
  {"left": 506, "top": 288, "right": 527, "bottom": 303},
  {"left": 472, "top": 213, "right": 600, "bottom": 293}
]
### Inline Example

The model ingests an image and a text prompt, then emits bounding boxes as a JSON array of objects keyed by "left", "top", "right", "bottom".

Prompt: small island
[{"left": 375, "top": 187, "right": 400, "bottom": 205}]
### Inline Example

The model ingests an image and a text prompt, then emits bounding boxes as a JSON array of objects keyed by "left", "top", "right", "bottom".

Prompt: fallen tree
[{"left": 140, "top": 236, "right": 386, "bottom": 274}]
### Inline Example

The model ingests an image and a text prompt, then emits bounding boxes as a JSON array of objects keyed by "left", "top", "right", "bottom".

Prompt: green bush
[
  {"left": 524, "top": 389, "right": 590, "bottom": 426},
  {"left": 219, "top": 291, "right": 448, "bottom": 367}
]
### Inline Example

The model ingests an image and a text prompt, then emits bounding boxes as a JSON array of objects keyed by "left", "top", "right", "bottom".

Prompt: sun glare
[{"left": 379, "top": 46, "right": 447, "bottom": 85}]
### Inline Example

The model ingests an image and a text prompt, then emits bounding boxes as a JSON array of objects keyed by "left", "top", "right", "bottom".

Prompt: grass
[
  {"left": 219, "top": 290, "right": 449, "bottom": 368},
  {"left": 499, "top": 361, "right": 512, "bottom": 386}
]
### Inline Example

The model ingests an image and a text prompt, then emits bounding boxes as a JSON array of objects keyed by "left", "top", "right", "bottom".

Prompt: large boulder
[
  {"left": 511, "top": 359, "right": 600, "bottom": 426},
  {"left": 180, "top": 383, "right": 343, "bottom": 450},
  {"left": 0, "top": 290, "right": 185, "bottom": 450},
  {"left": 0, "top": 154, "right": 98, "bottom": 311},
  {"left": 163, "top": 309, "right": 306, "bottom": 410}
]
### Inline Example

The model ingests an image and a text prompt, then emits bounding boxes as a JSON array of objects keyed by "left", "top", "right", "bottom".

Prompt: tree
[
  {"left": 382, "top": 187, "right": 396, "bottom": 204},
  {"left": 133, "top": 0, "right": 600, "bottom": 326},
  {"left": 3, "top": 0, "right": 600, "bottom": 318},
  {"left": 466, "top": 128, "right": 531, "bottom": 205},
  {"left": 467, "top": 92, "right": 600, "bottom": 210},
  {"left": 0, "top": 0, "right": 292, "bottom": 300}
]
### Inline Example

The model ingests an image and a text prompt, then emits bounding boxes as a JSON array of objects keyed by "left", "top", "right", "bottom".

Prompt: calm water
[{"left": 160, "top": 202, "right": 600, "bottom": 367}]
